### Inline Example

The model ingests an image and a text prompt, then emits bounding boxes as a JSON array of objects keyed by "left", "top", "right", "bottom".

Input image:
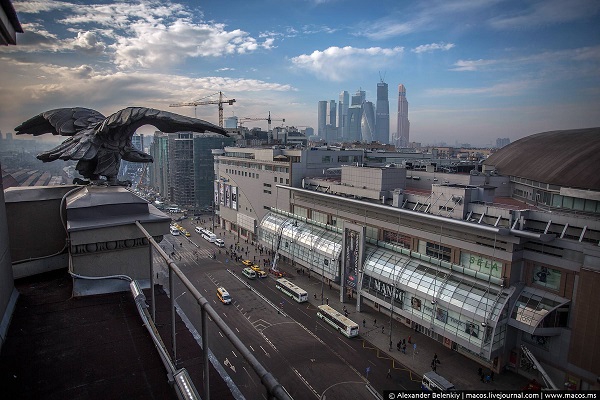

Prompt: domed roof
[{"left": 484, "top": 127, "right": 600, "bottom": 190}]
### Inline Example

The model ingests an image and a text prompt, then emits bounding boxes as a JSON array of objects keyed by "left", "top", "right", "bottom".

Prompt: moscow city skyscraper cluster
[{"left": 318, "top": 81, "right": 410, "bottom": 146}]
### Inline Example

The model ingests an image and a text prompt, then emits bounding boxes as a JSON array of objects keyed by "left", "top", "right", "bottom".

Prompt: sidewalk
[{"left": 202, "top": 218, "right": 530, "bottom": 391}]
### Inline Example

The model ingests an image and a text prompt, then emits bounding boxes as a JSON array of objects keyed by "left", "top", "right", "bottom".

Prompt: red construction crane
[{"left": 170, "top": 91, "right": 235, "bottom": 127}]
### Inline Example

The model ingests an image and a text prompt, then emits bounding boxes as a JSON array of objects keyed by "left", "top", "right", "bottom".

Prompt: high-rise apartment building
[
  {"left": 149, "top": 132, "right": 169, "bottom": 198},
  {"left": 338, "top": 91, "right": 349, "bottom": 139},
  {"left": 375, "top": 80, "right": 390, "bottom": 144},
  {"left": 395, "top": 84, "right": 410, "bottom": 148}
]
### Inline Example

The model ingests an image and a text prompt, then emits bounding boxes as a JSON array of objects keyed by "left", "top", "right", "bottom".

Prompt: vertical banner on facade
[
  {"left": 219, "top": 181, "right": 225, "bottom": 205},
  {"left": 342, "top": 222, "right": 365, "bottom": 292},
  {"left": 214, "top": 181, "right": 219, "bottom": 205},
  {"left": 225, "top": 184, "right": 231, "bottom": 208},
  {"left": 231, "top": 186, "right": 238, "bottom": 210}
]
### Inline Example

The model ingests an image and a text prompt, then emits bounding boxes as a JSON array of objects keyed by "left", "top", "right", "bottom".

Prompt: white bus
[
  {"left": 198, "top": 228, "right": 217, "bottom": 243},
  {"left": 170, "top": 226, "right": 180, "bottom": 236},
  {"left": 421, "top": 371, "right": 455, "bottom": 392},
  {"left": 317, "top": 305, "right": 359, "bottom": 338},
  {"left": 275, "top": 278, "right": 308, "bottom": 303}
]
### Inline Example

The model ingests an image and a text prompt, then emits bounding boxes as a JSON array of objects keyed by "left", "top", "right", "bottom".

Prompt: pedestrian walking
[
  {"left": 386, "top": 369, "right": 392, "bottom": 379},
  {"left": 408, "top": 335, "right": 411, "bottom": 344},
  {"left": 397, "top": 341, "right": 401, "bottom": 351},
  {"left": 326, "top": 297, "right": 329, "bottom": 305},
  {"left": 402, "top": 344, "right": 406, "bottom": 354},
  {"left": 363, "top": 319, "right": 366, "bottom": 328},
  {"left": 382, "top": 325, "right": 385, "bottom": 334},
  {"left": 374, "top": 319, "right": 377, "bottom": 326}
]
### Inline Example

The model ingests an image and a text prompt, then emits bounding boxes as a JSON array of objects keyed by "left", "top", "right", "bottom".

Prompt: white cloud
[
  {"left": 424, "top": 81, "right": 534, "bottom": 97},
  {"left": 14, "top": 1, "right": 273, "bottom": 69},
  {"left": 412, "top": 42, "right": 455, "bottom": 54},
  {"left": 290, "top": 46, "right": 404, "bottom": 81},
  {"left": 489, "top": 0, "right": 600, "bottom": 29},
  {"left": 450, "top": 59, "right": 496, "bottom": 71},
  {"left": 72, "top": 31, "right": 106, "bottom": 53},
  {"left": 0, "top": 59, "right": 294, "bottom": 134},
  {"left": 358, "top": 0, "right": 504, "bottom": 40}
]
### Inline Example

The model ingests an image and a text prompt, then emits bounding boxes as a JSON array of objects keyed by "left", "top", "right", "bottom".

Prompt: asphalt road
[{"left": 154, "top": 219, "right": 420, "bottom": 399}]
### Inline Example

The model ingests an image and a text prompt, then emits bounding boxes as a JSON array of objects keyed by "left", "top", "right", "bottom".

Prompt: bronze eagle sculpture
[{"left": 15, "top": 107, "right": 228, "bottom": 185}]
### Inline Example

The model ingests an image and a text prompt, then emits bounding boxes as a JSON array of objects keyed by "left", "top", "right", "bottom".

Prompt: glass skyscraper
[
  {"left": 375, "top": 81, "right": 389, "bottom": 144},
  {"left": 338, "top": 91, "right": 349, "bottom": 139}
]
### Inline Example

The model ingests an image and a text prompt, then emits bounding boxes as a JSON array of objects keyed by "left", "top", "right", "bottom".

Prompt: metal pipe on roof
[
  {"left": 282, "top": 186, "right": 510, "bottom": 236},
  {"left": 509, "top": 229, "right": 555, "bottom": 242}
]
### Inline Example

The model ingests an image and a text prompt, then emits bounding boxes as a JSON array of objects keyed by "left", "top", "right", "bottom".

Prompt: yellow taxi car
[
  {"left": 256, "top": 270, "right": 267, "bottom": 278},
  {"left": 241, "top": 259, "right": 253, "bottom": 267},
  {"left": 250, "top": 264, "right": 261, "bottom": 272}
]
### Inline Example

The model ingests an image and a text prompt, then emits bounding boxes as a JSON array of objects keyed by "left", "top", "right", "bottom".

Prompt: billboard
[
  {"left": 214, "top": 181, "right": 219, "bottom": 205},
  {"left": 343, "top": 226, "right": 361, "bottom": 290},
  {"left": 225, "top": 184, "right": 231, "bottom": 208},
  {"left": 231, "top": 186, "right": 238, "bottom": 210}
]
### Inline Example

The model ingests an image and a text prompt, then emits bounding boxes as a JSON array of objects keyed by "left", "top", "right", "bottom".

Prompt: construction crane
[
  {"left": 238, "top": 111, "right": 284, "bottom": 133},
  {"left": 169, "top": 91, "right": 235, "bottom": 127}
]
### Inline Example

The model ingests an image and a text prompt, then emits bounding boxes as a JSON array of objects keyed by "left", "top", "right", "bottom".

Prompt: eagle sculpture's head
[{"left": 122, "top": 148, "right": 154, "bottom": 163}]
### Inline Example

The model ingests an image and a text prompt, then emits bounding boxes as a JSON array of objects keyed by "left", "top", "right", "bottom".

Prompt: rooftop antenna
[{"left": 379, "top": 71, "right": 387, "bottom": 83}]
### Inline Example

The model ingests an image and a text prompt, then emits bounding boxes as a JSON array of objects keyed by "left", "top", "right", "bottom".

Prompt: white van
[
  {"left": 194, "top": 226, "right": 202, "bottom": 234},
  {"left": 214, "top": 238, "right": 225, "bottom": 247},
  {"left": 216, "top": 287, "right": 231, "bottom": 304},
  {"left": 242, "top": 267, "right": 256, "bottom": 279}
]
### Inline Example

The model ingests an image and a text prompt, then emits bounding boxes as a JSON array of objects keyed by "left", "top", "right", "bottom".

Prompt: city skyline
[{"left": 1, "top": 0, "right": 599, "bottom": 147}]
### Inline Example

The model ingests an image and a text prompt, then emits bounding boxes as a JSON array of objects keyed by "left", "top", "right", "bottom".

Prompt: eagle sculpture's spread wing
[
  {"left": 15, "top": 108, "right": 106, "bottom": 136},
  {"left": 96, "top": 107, "right": 228, "bottom": 138},
  {"left": 16, "top": 106, "right": 229, "bottom": 184}
]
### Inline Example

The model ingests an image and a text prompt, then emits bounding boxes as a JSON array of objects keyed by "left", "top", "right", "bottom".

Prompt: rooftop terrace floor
[{"left": 0, "top": 269, "right": 233, "bottom": 400}]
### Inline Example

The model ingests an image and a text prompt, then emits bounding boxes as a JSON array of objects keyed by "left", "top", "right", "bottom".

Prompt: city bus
[
  {"left": 200, "top": 229, "right": 217, "bottom": 243},
  {"left": 316, "top": 305, "right": 359, "bottom": 338},
  {"left": 421, "top": 371, "right": 455, "bottom": 392},
  {"left": 275, "top": 278, "right": 308, "bottom": 303},
  {"left": 169, "top": 226, "right": 180, "bottom": 236},
  {"left": 242, "top": 267, "right": 256, "bottom": 279}
]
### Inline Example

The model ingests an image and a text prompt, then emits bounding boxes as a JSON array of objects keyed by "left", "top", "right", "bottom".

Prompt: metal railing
[{"left": 135, "top": 221, "right": 292, "bottom": 400}]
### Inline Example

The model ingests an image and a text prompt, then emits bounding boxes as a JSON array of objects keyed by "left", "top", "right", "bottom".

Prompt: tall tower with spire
[{"left": 395, "top": 84, "right": 410, "bottom": 147}]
